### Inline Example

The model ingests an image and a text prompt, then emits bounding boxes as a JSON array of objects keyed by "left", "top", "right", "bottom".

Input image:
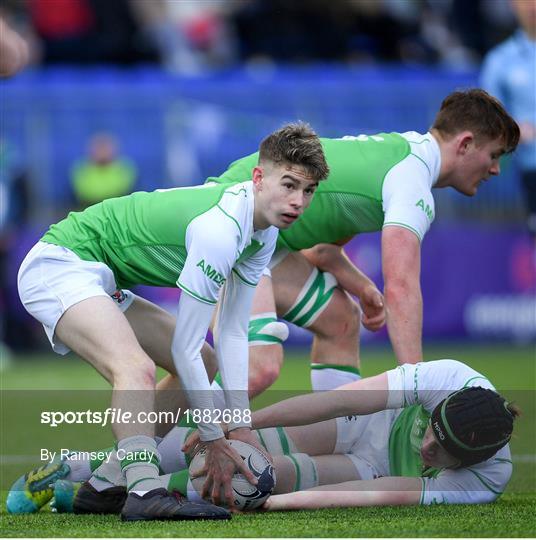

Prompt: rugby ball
[{"left": 189, "top": 440, "right": 275, "bottom": 510}]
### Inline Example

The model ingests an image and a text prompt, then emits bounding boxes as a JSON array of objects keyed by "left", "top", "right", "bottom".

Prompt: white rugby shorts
[
  {"left": 335, "top": 409, "right": 399, "bottom": 480},
  {"left": 17, "top": 241, "right": 135, "bottom": 354}
]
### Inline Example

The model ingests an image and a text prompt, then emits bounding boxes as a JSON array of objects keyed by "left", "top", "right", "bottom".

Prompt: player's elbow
[{"left": 306, "top": 244, "right": 340, "bottom": 271}]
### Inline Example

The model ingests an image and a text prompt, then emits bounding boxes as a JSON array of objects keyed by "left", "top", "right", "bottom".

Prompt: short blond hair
[{"left": 259, "top": 122, "right": 330, "bottom": 182}]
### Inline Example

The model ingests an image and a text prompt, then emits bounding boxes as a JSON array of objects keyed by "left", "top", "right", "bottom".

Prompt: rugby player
[
  {"left": 205, "top": 89, "right": 520, "bottom": 395},
  {"left": 16, "top": 123, "right": 329, "bottom": 520}
]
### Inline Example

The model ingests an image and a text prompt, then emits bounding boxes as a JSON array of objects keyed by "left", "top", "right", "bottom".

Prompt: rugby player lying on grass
[{"left": 7, "top": 359, "right": 518, "bottom": 513}]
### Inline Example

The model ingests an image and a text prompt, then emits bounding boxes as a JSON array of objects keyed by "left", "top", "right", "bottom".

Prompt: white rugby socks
[{"left": 311, "top": 363, "right": 361, "bottom": 391}]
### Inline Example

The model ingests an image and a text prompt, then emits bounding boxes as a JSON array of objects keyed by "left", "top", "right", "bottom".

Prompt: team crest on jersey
[{"left": 111, "top": 289, "right": 127, "bottom": 304}]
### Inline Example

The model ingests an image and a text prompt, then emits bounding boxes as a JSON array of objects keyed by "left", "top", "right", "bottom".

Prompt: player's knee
[
  {"left": 138, "top": 361, "right": 157, "bottom": 388},
  {"left": 249, "top": 349, "right": 283, "bottom": 396},
  {"left": 247, "top": 313, "right": 287, "bottom": 395},
  {"left": 113, "top": 356, "right": 156, "bottom": 389}
]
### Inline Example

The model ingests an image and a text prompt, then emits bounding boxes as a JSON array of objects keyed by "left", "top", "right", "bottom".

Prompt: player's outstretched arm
[
  {"left": 301, "top": 243, "right": 385, "bottom": 331},
  {"left": 252, "top": 372, "right": 389, "bottom": 429},
  {"left": 172, "top": 292, "right": 258, "bottom": 505},
  {"left": 382, "top": 226, "right": 423, "bottom": 364},
  {"left": 265, "top": 477, "right": 422, "bottom": 511},
  {"left": 214, "top": 272, "right": 272, "bottom": 458}
]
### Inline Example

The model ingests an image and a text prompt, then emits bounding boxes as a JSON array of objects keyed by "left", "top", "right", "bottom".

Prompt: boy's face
[
  {"left": 420, "top": 425, "right": 461, "bottom": 469},
  {"left": 452, "top": 136, "right": 506, "bottom": 196},
  {"left": 252, "top": 162, "right": 319, "bottom": 230}
]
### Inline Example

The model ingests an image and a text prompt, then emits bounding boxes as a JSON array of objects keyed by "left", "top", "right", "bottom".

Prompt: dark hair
[
  {"left": 258, "top": 122, "right": 330, "bottom": 182},
  {"left": 432, "top": 89, "right": 520, "bottom": 153},
  {"left": 430, "top": 387, "right": 519, "bottom": 467}
]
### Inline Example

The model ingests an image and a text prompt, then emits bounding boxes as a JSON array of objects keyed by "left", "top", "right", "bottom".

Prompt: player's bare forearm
[
  {"left": 302, "top": 243, "right": 376, "bottom": 297},
  {"left": 382, "top": 226, "right": 423, "bottom": 364},
  {"left": 265, "top": 477, "right": 422, "bottom": 510},
  {"left": 385, "top": 282, "right": 423, "bottom": 364},
  {"left": 252, "top": 373, "right": 389, "bottom": 429},
  {"left": 302, "top": 243, "right": 385, "bottom": 331}
]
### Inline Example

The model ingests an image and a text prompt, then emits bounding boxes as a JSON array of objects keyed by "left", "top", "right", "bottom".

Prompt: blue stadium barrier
[
  {"left": 1, "top": 65, "right": 522, "bottom": 220},
  {"left": 3, "top": 66, "right": 532, "bottom": 347}
]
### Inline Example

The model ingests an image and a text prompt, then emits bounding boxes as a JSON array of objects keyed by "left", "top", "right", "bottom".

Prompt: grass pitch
[{"left": 1, "top": 343, "right": 535, "bottom": 537}]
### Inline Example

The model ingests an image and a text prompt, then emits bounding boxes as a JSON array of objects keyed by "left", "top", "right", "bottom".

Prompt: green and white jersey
[
  {"left": 41, "top": 181, "right": 277, "bottom": 305},
  {"left": 207, "top": 131, "right": 440, "bottom": 248},
  {"left": 385, "top": 359, "right": 512, "bottom": 505}
]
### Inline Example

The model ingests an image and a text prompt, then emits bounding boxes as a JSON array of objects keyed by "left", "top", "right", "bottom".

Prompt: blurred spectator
[
  {"left": 2, "top": 0, "right": 525, "bottom": 70},
  {"left": 165, "top": 0, "right": 237, "bottom": 70},
  {"left": 0, "top": 15, "right": 29, "bottom": 76},
  {"left": 27, "top": 0, "right": 160, "bottom": 65},
  {"left": 71, "top": 134, "right": 137, "bottom": 209},
  {"left": 480, "top": 0, "right": 536, "bottom": 237},
  {"left": 131, "top": 0, "right": 237, "bottom": 73},
  {"left": 233, "top": 0, "right": 351, "bottom": 63},
  {"left": 346, "top": 1, "right": 437, "bottom": 64},
  {"left": 229, "top": 0, "right": 492, "bottom": 66},
  {"left": 450, "top": 0, "right": 517, "bottom": 59}
]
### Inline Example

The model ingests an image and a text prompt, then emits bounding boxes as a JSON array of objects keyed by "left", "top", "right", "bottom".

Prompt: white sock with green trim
[
  {"left": 118, "top": 435, "right": 161, "bottom": 495},
  {"left": 310, "top": 363, "right": 361, "bottom": 391},
  {"left": 283, "top": 453, "right": 319, "bottom": 491},
  {"left": 157, "top": 427, "right": 192, "bottom": 473},
  {"left": 160, "top": 470, "right": 204, "bottom": 503},
  {"left": 88, "top": 450, "right": 125, "bottom": 492},
  {"left": 62, "top": 451, "right": 92, "bottom": 482}
]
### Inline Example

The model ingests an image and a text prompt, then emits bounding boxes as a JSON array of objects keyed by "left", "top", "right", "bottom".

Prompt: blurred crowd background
[
  {"left": 0, "top": 0, "right": 523, "bottom": 69},
  {"left": 1, "top": 0, "right": 535, "bottom": 354}
]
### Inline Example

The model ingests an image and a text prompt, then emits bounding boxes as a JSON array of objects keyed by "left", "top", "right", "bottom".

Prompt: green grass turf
[{"left": 1, "top": 343, "right": 535, "bottom": 537}]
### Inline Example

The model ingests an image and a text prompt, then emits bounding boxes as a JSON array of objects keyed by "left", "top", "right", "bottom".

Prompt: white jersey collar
[{"left": 427, "top": 132, "right": 442, "bottom": 187}]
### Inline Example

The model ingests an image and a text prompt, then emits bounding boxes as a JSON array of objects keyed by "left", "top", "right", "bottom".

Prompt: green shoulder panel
[
  {"left": 41, "top": 183, "right": 234, "bottom": 289},
  {"left": 207, "top": 133, "right": 410, "bottom": 250},
  {"left": 206, "top": 154, "right": 258, "bottom": 185},
  {"left": 279, "top": 133, "right": 410, "bottom": 250}
]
